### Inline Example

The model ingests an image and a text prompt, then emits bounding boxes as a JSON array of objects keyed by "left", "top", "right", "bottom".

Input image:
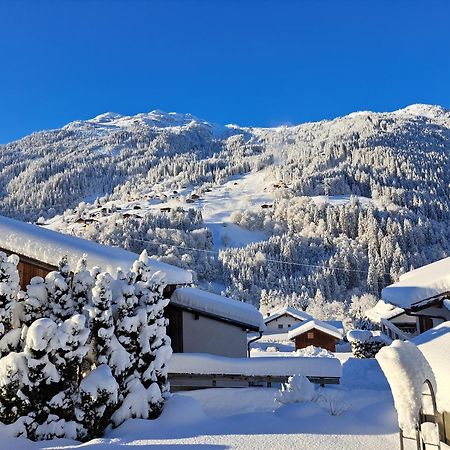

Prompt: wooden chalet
[{"left": 287, "top": 319, "right": 343, "bottom": 352}]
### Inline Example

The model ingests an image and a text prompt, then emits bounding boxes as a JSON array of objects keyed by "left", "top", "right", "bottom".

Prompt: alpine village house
[{"left": 0, "top": 214, "right": 264, "bottom": 359}]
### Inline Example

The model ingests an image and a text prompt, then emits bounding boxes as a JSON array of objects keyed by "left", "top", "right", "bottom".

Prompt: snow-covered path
[{"left": 0, "top": 357, "right": 401, "bottom": 450}]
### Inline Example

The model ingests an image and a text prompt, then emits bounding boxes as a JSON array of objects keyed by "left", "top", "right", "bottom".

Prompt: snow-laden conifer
[
  {"left": 20, "top": 277, "right": 48, "bottom": 328},
  {"left": 72, "top": 255, "right": 94, "bottom": 315},
  {"left": 88, "top": 272, "right": 114, "bottom": 365},
  {"left": 46, "top": 256, "right": 74, "bottom": 323},
  {"left": 0, "top": 252, "right": 20, "bottom": 340}
]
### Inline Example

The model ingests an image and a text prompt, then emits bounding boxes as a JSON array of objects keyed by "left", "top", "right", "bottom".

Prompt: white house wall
[
  {"left": 390, "top": 313, "right": 416, "bottom": 325},
  {"left": 265, "top": 314, "right": 303, "bottom": 333},
  {"left": 182, "top": 311, "right": 248, "bottom": 358}
]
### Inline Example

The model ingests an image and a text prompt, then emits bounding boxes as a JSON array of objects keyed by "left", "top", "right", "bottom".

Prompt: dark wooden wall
[
  {"left": 0, "top": 248, "right": 56, "bottom": 290},
  {"left": 294, "top": 328, "right": 337, "bottom": 352},
  {"left": 166, "top": 303, "right": 183, "bottom": 353}
]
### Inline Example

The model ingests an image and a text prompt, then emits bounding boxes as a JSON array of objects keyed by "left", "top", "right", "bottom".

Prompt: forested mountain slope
[{"left": 1, "top": 105, "right": 449, "bottom": 314}]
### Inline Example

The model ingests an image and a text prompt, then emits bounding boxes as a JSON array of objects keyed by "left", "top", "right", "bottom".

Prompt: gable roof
[
  {"left": 0, "top": 214, "right": 192, "bottom": 285},
  {"left": 170, "top": 287, "right": 265, "bottom": 332},
  {"left": 287, "top": 319, "right": 343, "bottom": 340},
  {"left": 265, "top": 306, "right": 312, "bottom": 324},
  {"left": 382, "top": 256, "right": 450, "bottom": 309},
  {"left": 366, "top": 300, "right": 405, "bottom": 324}
]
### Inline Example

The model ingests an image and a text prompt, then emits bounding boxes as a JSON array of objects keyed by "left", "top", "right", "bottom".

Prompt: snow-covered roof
[
  {"left": 366, "top": 300, "right": 405, "bottom": 324},
  {"left": 168, "top": 352, "right": 342, "bottom": 378},
  {"left": 287, "top": 319, "right": 343, "bottom": 340},
  {"left": 412, "top": 321, "right": 450, "bottom": 412},
  {"left": 265, "top": 306, "right": 312, "bottom": 324},
  {"left": 0, "top": 214, "right": 192, "bottom": 285},
  {"left": 382, "top": 256, "right": 450, "bottom": 309},
  {"left": 170, "top": 287, "right": 265, "bottom": 331}
]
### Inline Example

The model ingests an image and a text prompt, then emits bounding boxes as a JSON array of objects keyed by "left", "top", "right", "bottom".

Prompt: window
[
  {"left": 307, "top": 332, "right": 314, "bottom": 339},
  {"left": 288, "top": 324, "right": 291, "bottom": 328},
  {"left": 278, "top": 324, "right": 283, "bottom": 329}
]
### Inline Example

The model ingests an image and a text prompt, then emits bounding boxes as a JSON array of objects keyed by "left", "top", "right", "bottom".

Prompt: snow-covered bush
[
  {"left": 0, "top": 250, "right": 171, "bottom": 442},
  {"left": 347, "top": 329, "right": 386, "bottom": 358},
  {"left": 315, "top": 391, "right": 350, "bottom": 416},
  {"left": 275, "top": 375, "right": 315, "bottom": 404},
  {"left": 76, "top": 365, "right": 119, "bottom": 441}
]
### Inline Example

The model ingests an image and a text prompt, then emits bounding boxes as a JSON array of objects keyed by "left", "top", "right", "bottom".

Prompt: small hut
[{"left": 287, "top": 319, "right": 343, "bottom": 352}]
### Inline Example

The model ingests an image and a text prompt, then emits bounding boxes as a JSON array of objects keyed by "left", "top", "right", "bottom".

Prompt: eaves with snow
[
  {"left": 381, "top": 256, "right": 450, "bottom": 309},
  {"left": 171, "top": 287, "right": 265, "bottom": 332},
  {"left": 264, "top": 306, "right": 313, "bottom": 324},
  {"left": 0, "top": 214, "right": 192, "bottom": 285},
  {"left": 287, "top": 319, "right": 343, "bottom": 340}
]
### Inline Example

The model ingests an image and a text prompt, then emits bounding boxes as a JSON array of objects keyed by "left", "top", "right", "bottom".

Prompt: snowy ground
[{"left": 0, "top": 357, "right": 402, "bottom": 450}]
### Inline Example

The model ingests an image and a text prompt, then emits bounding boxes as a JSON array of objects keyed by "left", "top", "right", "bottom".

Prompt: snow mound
[
  {"left": 412, "top": 321, "right": 450, "bottom": 412},
  {"left": 376, "top": 340, "right": 436, "bottom": 435}
]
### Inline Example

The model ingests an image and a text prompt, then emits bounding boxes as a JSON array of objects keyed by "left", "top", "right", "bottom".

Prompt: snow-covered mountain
[{"left": 1, "top": 105, "right": 450, "bottom": 311}]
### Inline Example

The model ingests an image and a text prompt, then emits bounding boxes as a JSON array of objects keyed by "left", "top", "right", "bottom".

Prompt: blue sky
[{"left": 1, "top": 0, "right": 450, "bottom": 143}]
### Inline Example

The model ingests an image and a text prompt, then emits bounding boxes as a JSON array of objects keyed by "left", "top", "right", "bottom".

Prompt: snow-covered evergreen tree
[
  {"left": 88, "top": 272, "right": 114, "bottom": 365},
  {"left": 20, "top": 276, "right": 48, "bottom": 328},
  {"left": 114, "top": 269, "right": 140, "bottom": 385},
  {"left": 22, "top": 318, "right": 62, "bottom": 440},
  {"left": 51, "top": 315, "right": 90, "bottom": 421},
  {"left": 0, "top": 252, "right": 20, "bottom": 340},
  {"left": 72, "top": 255, "right": 94, "bottom": 315},
  {"left": 75, "top": 365, "right": 119, "bottom": 441},
  {"left": 46, "top": 256, "right": 74, "bottom": 323}
]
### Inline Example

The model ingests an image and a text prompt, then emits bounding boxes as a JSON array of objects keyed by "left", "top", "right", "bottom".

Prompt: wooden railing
[{"left": 380, "top": 318, "right": 414, "bottom": 341}]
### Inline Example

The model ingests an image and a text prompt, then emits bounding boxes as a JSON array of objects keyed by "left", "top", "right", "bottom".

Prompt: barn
[
  {"left": 287, "top": 319, "right": 343, "bottom": 352},
  {"left": 0, "top": 214, "right": 264, "bottom": 358}
]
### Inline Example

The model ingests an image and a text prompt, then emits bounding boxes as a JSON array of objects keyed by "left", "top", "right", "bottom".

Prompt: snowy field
[{"left": 0, "top": 357, "right": 402, "bottom": 450}]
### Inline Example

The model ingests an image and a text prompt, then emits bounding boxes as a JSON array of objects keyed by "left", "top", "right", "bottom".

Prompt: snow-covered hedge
[
  {"left": 0, "top": 250, "right": 171, "bottom": 441},
  {"left": 347, "top": 329, "right": 386, "bottom": 358}
]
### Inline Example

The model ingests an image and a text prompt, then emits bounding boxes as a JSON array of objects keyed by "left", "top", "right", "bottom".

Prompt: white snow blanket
[
  {"left": 413, "top": 321, "right": 450, "bottom": 412},
  {"left": 376, "top": 340, "right": 436, "bottom": 436},
  {"left": 171, "top": 287, "right": 265, "bottom": 331},
  {"left": 382, "top": 256, "right": 450, "bottom": 308},
  {"left": 169, "top": 353, "right": 342, "bottom": 378},
  {"left": 0, "top": 214, "right": 192, "bottom": 285}
]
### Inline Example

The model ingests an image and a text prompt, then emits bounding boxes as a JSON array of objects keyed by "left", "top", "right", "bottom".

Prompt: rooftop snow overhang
[
  {"left": 0, "top": 214, "right": 192, "bottom": 285},
  {"left": 287, "top": 319, "right": 343, "bottom": 340},
  {"left": 171, "top": 287, "right": 265, "bottom": 332}
]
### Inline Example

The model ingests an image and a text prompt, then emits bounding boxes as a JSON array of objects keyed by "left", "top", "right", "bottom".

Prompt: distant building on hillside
[
  {"left": 264, "top": 306, "right": 312, "bottom": 333},
  {"left": 382, "top": 256, "right": 450, "bottom": 338},
  {"left": 287, "top": 319, "right": 343, "bottom": 352},
  {"left": 0, "top": 214, "right": 264, "bottom": 359}
]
